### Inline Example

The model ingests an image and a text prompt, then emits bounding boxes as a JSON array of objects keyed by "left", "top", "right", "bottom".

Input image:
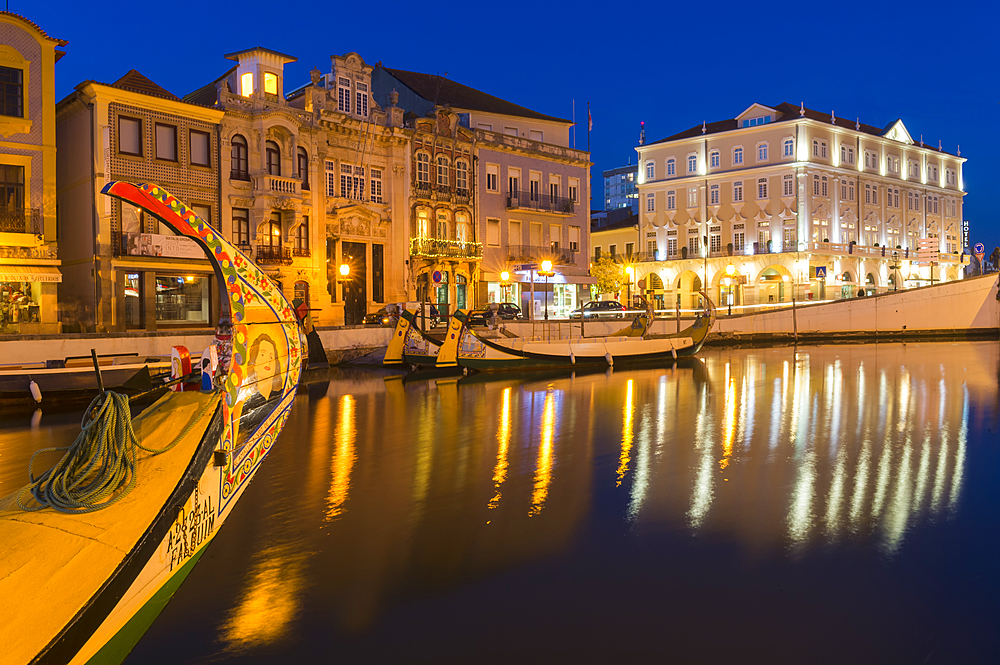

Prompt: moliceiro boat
[
  {"left": 0, "top": 182, "right": 304, "bottom": 665},
  {"left": 384, "top": 307, "right": 443, "bottom": 368},
  {"left": 435, "top": 307, "right": 713, "bottom": 372}
]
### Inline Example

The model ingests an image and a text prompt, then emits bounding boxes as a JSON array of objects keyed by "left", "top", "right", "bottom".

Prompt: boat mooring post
[{"left": 91, "top": 348, "right": 105, "bottom": 396}]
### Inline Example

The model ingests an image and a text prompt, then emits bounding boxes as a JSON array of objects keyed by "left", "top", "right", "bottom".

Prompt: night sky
[{"left": 32, "top": 0, "right": 1000, "bottom": 253}]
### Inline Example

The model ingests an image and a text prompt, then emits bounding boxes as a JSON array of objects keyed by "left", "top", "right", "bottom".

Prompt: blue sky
[{"left": 32, "top": 0, "right": 1000, "bottom": 252}]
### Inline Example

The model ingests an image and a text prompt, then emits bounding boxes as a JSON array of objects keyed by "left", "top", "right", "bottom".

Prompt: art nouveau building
[
  {"left": 0, "top": 13, "right": 64, "bottom": 334},
  {"left": 186, "top": 49, "right": 409, "bottom": 326},
  {"left": 634, "top": 103, "right": 967, "bottom": 311}
]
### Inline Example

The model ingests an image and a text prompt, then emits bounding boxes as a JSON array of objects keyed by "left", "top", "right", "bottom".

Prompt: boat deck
[{"left": 0, "top": 391, "right": 220, "bottom": 664}]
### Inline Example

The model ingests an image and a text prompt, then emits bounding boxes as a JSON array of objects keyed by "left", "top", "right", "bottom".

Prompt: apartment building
[
  {"left": 56, "top": 70, "right": 224, "bottom": 332},
  {"left": 635, "top": 103, "right": 967, "bottom": 311},
  {"left": 0, "top": 13, "right": 65, "bottom": 334},
  {"left": 373, "top": 67, "right": 592, "bottom": 319}
]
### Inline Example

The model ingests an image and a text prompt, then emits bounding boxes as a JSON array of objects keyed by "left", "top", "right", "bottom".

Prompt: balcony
[
  {"left": 301, "top": 180, "right": 310, "bottom": 192},
  {"left": 413, "top": 181, "right": 433, "bottom": 199},
  {"left": 0, "top": 207, "right": 42, "bottom": 234},
  {"left": 255, "top": 245, "right": 292, "bottom": 265},
  {"left": 410, "top": 237, "right": 482, "bottom": 259},
  {"left": 254, "top": 174, "right": 300, "bottom": 196},
  {"left": 506, "top": 190, "right": 574, "bottom": 215},
  {"left": 507, "top": 244, "right": 577, "bottom": 266},
  {"left": 292, "top": 247, "right": 311, "bottom": 257},
  {"left": 230, "top": 169, "right": 251, "bottom": 182},
  {"left": 454, "top": 188, "right": 471, "bottom": 204}
]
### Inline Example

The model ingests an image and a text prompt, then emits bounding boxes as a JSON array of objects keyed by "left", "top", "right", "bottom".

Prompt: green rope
[{"left": 17, "top": 391, "right": 214, "bottom": 514}]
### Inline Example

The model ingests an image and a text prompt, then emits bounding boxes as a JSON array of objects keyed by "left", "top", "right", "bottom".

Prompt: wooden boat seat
[{"left": 0, "top": 391, "right": 220, "bottom": 665}]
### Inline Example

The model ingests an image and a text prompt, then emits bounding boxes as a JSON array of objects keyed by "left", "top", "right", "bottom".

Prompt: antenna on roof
[
  {"left": 639, "top": 121, "right": 645, "bottom": 146},
  {"left": 920, "top": 134, "right": 924, "bottom": 147},
  {"left": 799, "top": 102, "right": 805, "bottom": 117},
  {"left": 701, "top": 120, "right": 706, "bottom": 134},
  {"left": 433, "top": 71, "right": 448, "bottom": 105},
  {"left": 957, "top": 144, "right": 961, "bottom": 156},
  {"left": 855, "top": 117, "right": 860, "bottom": 130},
  {"left": 938, "top": 139, "right": 942, "bottom": 150}
]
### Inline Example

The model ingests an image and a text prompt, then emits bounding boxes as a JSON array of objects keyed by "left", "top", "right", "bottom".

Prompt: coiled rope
[{"left": 18, "top": 391, "right": 213, "bottom": 514}]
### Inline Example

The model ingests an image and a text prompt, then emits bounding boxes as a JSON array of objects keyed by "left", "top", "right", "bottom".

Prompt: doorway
[{"left": 342, "top": 241, "right": 367, "bottom": 325}]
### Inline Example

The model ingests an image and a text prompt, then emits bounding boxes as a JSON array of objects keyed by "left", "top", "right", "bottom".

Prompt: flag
[{"left": 588, "top": 107, "right": 593, "bottom": 132}]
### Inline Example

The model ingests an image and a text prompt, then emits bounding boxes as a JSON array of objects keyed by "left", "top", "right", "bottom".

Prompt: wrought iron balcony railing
[
  {"left": 255, "top": 245, "right": 292, "bottom": 265},
  {"left": 505, "top": 190, "right": 574, "bottom": 214},
  {"left": 506, "top": 244, "right": 577, "bottom": 266},
  {"left": 410, "top": 237, "right": 483, "bottom": 259},
  {"left": 230, "top": 169, "right": 251, "bottom": 182},
  {"left": 292, "top": 247, "right": 311, "bottom": 257},
  {"left": 0, "top": 207, "right": 42, "bottom": 234}
]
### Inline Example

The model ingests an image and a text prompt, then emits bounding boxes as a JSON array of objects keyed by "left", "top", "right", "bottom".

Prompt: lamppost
[
  {"left": 500, "top": 270, "right": 511, "bottom": 303},
  {"left": 724, "top": 263, "right": 736, "bottom": 315},
  {"left": 338, "top": 263, "right": 351, "bottom": 325},
  {"left": 538, "top": 259, "right": 555, "bottom": 320},
  {"left": 890, "top": 251, "right": 900, "bottom": 292},
  {"left": 624, "top": 265, "right": 634, "bottom": 309}
]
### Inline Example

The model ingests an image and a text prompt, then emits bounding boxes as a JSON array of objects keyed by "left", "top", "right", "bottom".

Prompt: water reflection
[{"left": 326, "top": 394, "right": 356, "bottom": 520}]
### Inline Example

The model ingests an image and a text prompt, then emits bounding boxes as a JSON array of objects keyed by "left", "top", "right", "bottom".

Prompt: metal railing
[
  {"left": 506, "top": 190, "right": 574, "bottom": 214},
  {"left": 230, "top": 169, "right": 251, "bottom": 182},
  {"left": 255, "top": 245, "right": 292, "bottom": 265},
  {"left": 292, "top": 247, "right": 310, "bottom": 257},
  {"left": 0, "top": 207, "right": 42, "bottom": 234},
  {"left": 454, "top": 188, "right": 471, "bottom": 204},
  {"left": 410, "top": 237, "right": 483, "bottom": 259},
  {"left": 413, "top": 181, "right": 432, "bottom": 198},
  {"left": 507, "top": 244, "right": 577, "bottom": 266}
]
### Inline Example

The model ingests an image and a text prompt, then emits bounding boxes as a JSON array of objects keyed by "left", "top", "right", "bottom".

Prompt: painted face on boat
[{"left": 254, "top": 340, "right": 277, "bottom": 400}]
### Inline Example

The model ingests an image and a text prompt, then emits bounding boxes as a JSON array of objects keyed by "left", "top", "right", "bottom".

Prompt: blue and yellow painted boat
[{"left": 383, "top": 308, "right": 442, "bottom": 368}]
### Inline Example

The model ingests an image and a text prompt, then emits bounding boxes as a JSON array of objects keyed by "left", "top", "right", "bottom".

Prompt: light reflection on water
[{"left": 108, "top": 342, "right": 999, "bottom": 662}]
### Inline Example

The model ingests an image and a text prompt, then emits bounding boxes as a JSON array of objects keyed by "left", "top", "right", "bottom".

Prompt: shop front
[
  {"left": 0, "top": 264, "right": 61, "bottom": 334},
  {"left": 112, "top": 261, "right": 217, "bottom": 331}
]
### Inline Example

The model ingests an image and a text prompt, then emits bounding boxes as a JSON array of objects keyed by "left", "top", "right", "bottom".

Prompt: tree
[{"left": 590, "top": 255, "right": 625, "bottom": 298}]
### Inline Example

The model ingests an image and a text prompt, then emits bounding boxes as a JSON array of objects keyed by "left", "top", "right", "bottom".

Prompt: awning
[{"left": 0, "top": 265, "right": 62, "bottom": 283}]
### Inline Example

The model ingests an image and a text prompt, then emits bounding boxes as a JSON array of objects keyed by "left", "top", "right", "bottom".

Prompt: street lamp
[
  {"left": 725, "top": 263, "right": 736, "bottom": 315},
  {"left": 500, "top": 270, "right": 511, "bottom": 303},
  {"left": 538, "top": 260, "right": 555, "bottom": 320},
  {"left": 339, "top": 263, "right": 350, "bottom": 277},
  {"left": 890, "top": 251, "right": 900, "bottom": 292},
  {"left": 624, "top": 265, "right": 634, "bottom": 309}
]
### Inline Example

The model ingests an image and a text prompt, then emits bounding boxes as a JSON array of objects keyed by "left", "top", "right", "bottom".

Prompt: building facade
[
  {"left": 0, "top": 13, "right": 65, "bottom": 334},
  {"left": 373, "top": 67, "right": 592, "bottom": 319},
  {"left": 635, "top": 103, "right": 967, "bottom": 312},
  {"left": 603, "top": 163, "right": 638, "bottom": 214},
  {"left": 56, "top": 71, "right": 224, "bottom": 332}
]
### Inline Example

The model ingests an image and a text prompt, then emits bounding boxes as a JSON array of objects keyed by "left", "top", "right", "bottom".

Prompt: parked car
[
  {"left": 362, "top": 307, "right": 394, "bottom": 327},
  {"left": 569, "top": 300, "right": 627, "bottom": 319},
  {"left": 467, "top": 302, "right": 522, "bottom": 326}
]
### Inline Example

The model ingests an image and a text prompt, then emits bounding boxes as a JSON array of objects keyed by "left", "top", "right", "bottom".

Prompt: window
[
  {"left": 118, "top": 116, "right": 141, "bottom": 156},
  {"left": 733, "top": 147, "right": 743, "bottom": 165},
  {"left": 338, "top": 77, "right": 351, "bottom": 113},
  {"left": 667, "top": 238, "right": 677, "bottom": 257},
  {"left": 487, "top": 219, "right": 500, "bottom": 246},
  {"left": 842, "top": 145, "right": 855, "bottom": 164},
  {"left": 647, "top": 239, "right": 657, "bottom": 255},
  {"left": 821, "top": 142, "right": 828, "bottom": 158},
  {"left": 569, "top": 226, "right": 580, "bottom": 252},
  {"left": 230, "top": 134, "right": 248, "bottom": 178},
  {"left": 529, "top": 177, "right": 540, "bottom": 202},
  {"left": 240, "top": 72, "right": 253, "bottom": 97},
  {"left": 908, "top": 160, "right": 919, "bottom": 178},
  {"left": 889, "top": 187, "right": 899, "bottom": 208},
  {"left": 848, "top": 181, "right": 855, "bottom": 201},
  {"left": 486, "top": 164, "right": 498, "bottom": 192},
  {"left": 416, "top": 153, "right": 429, "bottom": 184},
  {"left": 946, "top": 168, "right": 956, "bottom": 186},
  {"left": 436, "top": 212, "right": 449, "bottom": 239},
  {"left": 710, "top": 232, "right": 721, "bottom": 254},
  {"left": 263, "top": 72, "right": 278, "bottom": 96},
  {"left": 813, "top": 140, "right": 819, "bottom": 157},
  {"left": 551, "top": 224, "right": 562, "bottom": 250},
  {"left": 370, "top": 168, "right": 383, "bottom": 203},
  {"left": 609, "top": 244, "right": 618, "bottom": 257},
  {"left": 783, "top": 174, "right": 793, "bottom": 197},
  {"left": 509, "top": 220, "right": 521, "bottom": 244},
  {"left": 757, "top": 143, "right": 768, "bottom": 162},
  {"left": 888, "top": 156, "right": 900, "bottom": 175},
  {"left": 594, "top": 246, "right": 602, "bottom": 260},
  {"left": 928, "top": 164, "right": 939, "bottom": 181},
  {"left": 266, "top": 141, "right": 280, "bottom": 175},
  {"left": 783, "top": 139, "right": 794, "bottom": 158},
  {"left": 646, "top": 161, "right": 655, "bottom": 180},
  {"left": 295, "top": 220, "right": 309, "bottom": 251},
  {"left": 687, "top": 235, "right": 699, "bottom": 256},
  {"left": 1, "top": 165, "right": 25, "bottom": 218},
  {"left": 646, "top": 193, "right": 654, "bottom": 212},
  {"left": 325, "top": 160, "right": 337, "bottom": 196},
  {"left": 192, "top": 204, "right": 211, "bottom": 228},
  {"left": 549, "top": 182, "right": 559, "bottom": 202},
  {"left": 297, "top": 148, "right": 309, "bottom": 187},
  {"left": 709, "top": 184, "right": 719, "bottom": 205},
  {"left": 341, "top": 164, "right": 364, "bottom": 200},
  {"left": 666, "top": 158, "right": 676, "bottom": 176},
  {"left": 813, "top": 175, "right": 820, "bottom": 196},
  {"left": 783, "top": 227, "right": 796, "bottom": 250},
  {"left": 356, "top": 82, "right": 369, "bottom": 117},
  {"left": 822, "top": 176, "right": 828, "bottom": 197},
  {"left": 155, "top": 123, "right": 177, "bottom": 161},
  {"left": 930, "top": 195, "right": 939, "bottom": 214},
  {"left": 456, "top": 161, "right": 468, "bottom": 191},
  {"left": 872, "top": 186, "right": 878, "bottom": 206},
  {"left": 710, "top": 150, "right": 720, "bottom": 168},
  {"left": 667, "top": 190, "right": 676, "bottom": 210},
  {"left": 508, "top": 171, "right": 520, "bottom": 197},
  {"left": 569, "top": 178, "right": 580, "bottom": 203},
  {"left": 687, "top": 154, "right": 697, "bottom": 173},
  {"left": 529, "top": 129, "right": 544, "bottom": 142},
  {"left": 504, "top": 127, "right": 518, "bottom": 137},
  {"left": 437, "top": 156, "right": 450, "bottom": 187},
  {"left": 733, "top": 181, "right": 743, "bottom": 203},
  {"left": 0, "top": 66, "right": 24, "bottom": 117},
  {"left": 189, "top": 130, "right": 210, "bottom": 167},
  {"left": 687, "top": 188, "right": 697, "bottom": 208},
  {"left": 232, "top": 208, "right": 250, "bottom": 247},
  {"left": 734, "top": 231, "right": 745, "bottom": 252},
  {"left": 264, "top": 212, "right": 282, "bottom": 247},
  {"left": 865, "top": 150, "right": 878, "bottom": 170},
  {"left": 864, "top": 184, "right": 872, "bottom": 204},
  {"left": 757, "top": 177, "right": 768, "bottom": 199}
]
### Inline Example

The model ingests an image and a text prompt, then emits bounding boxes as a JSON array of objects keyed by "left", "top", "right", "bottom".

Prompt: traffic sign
[
  {"left": 637, "top": 278, "right": 647, "bottom": 290},
  {"left": 815, "top": 266, "right": 827, "bottom": 279},
  {"left": 514, "top": 263, "right": 538, "bottom": 271},
  {"left": 432, "top": 270, "right": 442, "bottom": 284},
  {"left": 974, "top": 242, "right": 985, "bottom": 263}
]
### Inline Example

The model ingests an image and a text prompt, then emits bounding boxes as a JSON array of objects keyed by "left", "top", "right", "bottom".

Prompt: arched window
[
  {"left": 266, "top": 141, "right": 281, "bottom": 176},
  {"left": 437, "top": 156, "right": 450, "bottom": 187},
  {"left": 231, "top": 134, "right": 248, "bottom": 179},
  {"left": 709, "top": 150, "right": 720, "bottom": 168},
  {"left": 416, "top": 152, "right": 429, "bottom": 184},
  {"left": 265, "top": 212, "right": 282, "bottom": 247},
  {"left": 297, "top": 147, "right": 308, "bottom": 188},
  {"left": 455, "top": 160, "right": 468, "bottom": 191},
  {"left": 666, "top": 158, "right": 676, "bottom": 176}
]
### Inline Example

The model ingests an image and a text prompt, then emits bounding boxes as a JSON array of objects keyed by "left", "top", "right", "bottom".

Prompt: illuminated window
[
  {"left": 266, "top": 141, "right": 280, "bottom": 175},
  {"left": 263, "top": 72, "right": 278, "bottom": 96},
  {"left": 240, "top": 72, "right": 254, "bottom": 97},
  {"left": 687, "top": 188, "right": 697, "bottom": 207}
]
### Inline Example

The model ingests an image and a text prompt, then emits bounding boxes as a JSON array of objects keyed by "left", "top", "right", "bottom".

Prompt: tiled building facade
[{"left": 634, "top": 103, "right": 967, "bottom": 311}]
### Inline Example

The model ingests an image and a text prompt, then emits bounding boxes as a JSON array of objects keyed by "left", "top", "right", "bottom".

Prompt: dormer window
[
  {"left": 338, "top": 77, "right": 351, "bottom": 113},
  {"left": 356, "top": 82, "right": 369, "bottom": 117},
  {"left": 263, "top": 72, "right": 278, "bottom": 96},
  {"left": 240, "top": 72, "right": 254, "bottom": 97},
  {"left": 742, "top": 115, "right": 771, "bottom": 127}
]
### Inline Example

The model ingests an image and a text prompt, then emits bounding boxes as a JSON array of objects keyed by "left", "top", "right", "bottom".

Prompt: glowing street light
[
  {"left": 537, "top": 260, "right": 556, "bottom": 320},
  {"left": 339, "top": 263, "right": 350, "bottom": 277},
  {"left": 500, "top": 270, "right": 511, "bottom": 303},
  {"left": 725, "top": 263, "right": 736, "bottom": 315}
]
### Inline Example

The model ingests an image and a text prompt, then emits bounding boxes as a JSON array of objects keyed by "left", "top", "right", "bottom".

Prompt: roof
[
  {"left": 381, "top": 67, "right": 571, "bottom": 124},
  {"left": 650, "top": 102, "right": 956, "bottom": 155},
  {"left": 592, "top": 213, "right": 639, "bottom": 233},
  {"left": 224, "top": 47, "right": 297, "bottom": 63},
  {"left": 0, "top": 11, "right": 68, "bottom": 45},
  {"left": 182, "top": 66, "right": 236, "bottom": 107},
  {"left": 106, "top": 70, "right": 180, "bottom": 101}
]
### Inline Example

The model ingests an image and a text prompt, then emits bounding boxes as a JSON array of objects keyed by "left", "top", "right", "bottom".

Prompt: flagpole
[
  {"left": 572, "top": 99, "right": 576, "bottom": 149},
  {"left": 587, "top": 101, "right": 591, "bottom": 153}
]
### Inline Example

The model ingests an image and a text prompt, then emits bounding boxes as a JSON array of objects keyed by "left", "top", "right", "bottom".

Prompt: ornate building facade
[
  {"left": 635, "top": 103, "right": 967, "bottom": 312},
  {"left": 0, "top": 12, "right": 65, "bottom": 334}
]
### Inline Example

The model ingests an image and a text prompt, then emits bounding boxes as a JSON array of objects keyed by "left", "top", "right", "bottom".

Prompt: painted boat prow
[{"left": 0, "top": 182, "right": 304, "bottom": 665}]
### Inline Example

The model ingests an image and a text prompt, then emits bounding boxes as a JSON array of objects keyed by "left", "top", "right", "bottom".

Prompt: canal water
[{"left": 1, "top": 342, "right": 998, "bottom": 662}]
